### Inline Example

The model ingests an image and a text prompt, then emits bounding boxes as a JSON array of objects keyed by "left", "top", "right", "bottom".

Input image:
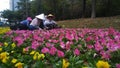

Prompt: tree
[
  {"left": 15, "top": 0, "right": 120, "bottom": 20},
  {"left": 31, "top": 0, "right": 42, "bottom": 16},
  {"left": 1, "top": 10, "right": 22, "bottom": 22},
  {"left": 39, "top": 0, "right": 67, "bottom": 20},
  {"left": 1, "top": 10, "right": 16, "bottom": 22},
  {"left": 82, "top": 0, "right": 86, "bottom": 18},
  {"left": 17, "top": 0, "right": 31, "bottom": 19},
  {"left": 91, "top": 0, "right": 96, "bottom": 18}
]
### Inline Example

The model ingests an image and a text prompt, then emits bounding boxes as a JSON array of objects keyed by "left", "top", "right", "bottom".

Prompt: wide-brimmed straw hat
[
  {"left": 47, "top": 14, "right": 54, "bottom": 18},
  {"left": 36, "top": 13, "right": 45, "bottom": 20}
]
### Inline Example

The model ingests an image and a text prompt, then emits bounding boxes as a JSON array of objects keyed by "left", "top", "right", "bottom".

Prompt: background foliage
[{"left": 1, "top": 0, "right": 120, "bottom": 21}]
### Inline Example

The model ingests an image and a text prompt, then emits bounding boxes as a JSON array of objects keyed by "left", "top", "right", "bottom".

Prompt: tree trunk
[
  {"left": 70, "top": 0, "right": 74, "bottom": 19},
  {"left": 82, "top": 0, "right": 86, "bottom": 18},
  {"left": 52, "top": 0, "right": 57, "bottom": 16},
  {"left": 106, "top": 0, "right": 111, "bottom": 16},
  {"left": 91, "top": 0, "right": 96, "bottom": 18},
  {"left": 25, "top": 0, "right": 28, "bottom": 17}
]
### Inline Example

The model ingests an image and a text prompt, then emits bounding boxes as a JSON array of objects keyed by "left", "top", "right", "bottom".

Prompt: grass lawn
[{"left": 58, "top": 16, "right": 120, "bottom": 31}]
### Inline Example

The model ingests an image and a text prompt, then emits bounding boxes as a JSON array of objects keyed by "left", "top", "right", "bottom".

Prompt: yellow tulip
[
  {"left": 37, "top": 52, "right": 41, "bottom": 60},
  {"left": 0, "top": 27, "right": 10, "bottom": 34},
  {"left": 33, "top": 54, "right": 37, "bottom": 60},
  {"left": 33, "top": 52, "right": 40, "bottom": 60},
  {"left": 33, "top": 52, "right": 45, "bottom": 60},
  {"left": 0, "top": 52, "right": 9, "bottom": 59},
  {"left": 82, "top": 67, "right": 88, "bottom": 68},
  {"left": 96, "top": 60, "right": 110, "bottom": 68},
  {"left": 40, "top": 54, "right": 45, "bottom": 59},
  {"left": 4, "top": 42, "right": 8, "bottom": 47},
  {"left": 37, "top": 54, "right": 45, "bottom": 60},
  {"left": 22, "top": 48, "right": 27, "bottom": 53},
  {"left": 15, "top": 62, "right": 23, "bottom": 68},
  {"left": 11, "top": 43, "right": 16, "bottom": 48},
  {"left": 11, "top": 58, "right": 17, "bottom": 64},
  {"left": 0, "top": 47, "right": 2, "bottom": 52},
  {"left": 30, "top": 50, "right": 36, "bottom": 55},
  {"left": 2, "top": 58, "right": 7, "bottom": 63},
  {"left": 62, "top": 59, "right": 70, "bottom": 68},
  {"left": 11, "top": 51, "right": 15, "bottom": 53},
  {"left": 1, "top": 56, "right": 9, "bottom": 63}
]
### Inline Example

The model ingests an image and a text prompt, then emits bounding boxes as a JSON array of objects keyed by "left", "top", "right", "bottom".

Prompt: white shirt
[
  {"left": 44, "top": 19, "right": 56, "bottom": 26},
  {"left": 30, "top": 18, "right": 40, "bottom": 28},
  {"left": 30, "top": 18, "right": 39, "bottom": 26}
]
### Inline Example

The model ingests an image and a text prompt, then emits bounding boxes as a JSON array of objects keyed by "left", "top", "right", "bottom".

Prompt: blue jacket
[{"left": 20, "top": 20, "right": 30, "bottom": 27}]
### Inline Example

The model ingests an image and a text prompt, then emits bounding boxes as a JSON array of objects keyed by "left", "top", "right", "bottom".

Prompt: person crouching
[
  {"left": 19, "top": 17, "right": 32, "bottom": 30},
  {"left": 29, "top": 13, "right": 45, "bottom": 30},
  {"left": 44, "top": 14, "right": 57, "bottom": 30}
]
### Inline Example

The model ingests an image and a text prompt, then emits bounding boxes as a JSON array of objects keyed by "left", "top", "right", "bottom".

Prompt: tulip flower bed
[
  {"left": 0, "top": 28, "right": 120, "bottom": 68},
  {"left": 0, "top": 27, "right": 10, "bottom": 34}
]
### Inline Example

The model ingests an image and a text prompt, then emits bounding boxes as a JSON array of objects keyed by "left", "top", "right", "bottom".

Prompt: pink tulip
[
  {"left": 49, "top": 47, "right": 57, "bottom": 55},
  {"left": 86, "top": 36, "right": 92, "bottom": 42},
  {"left": 51, "top": 40, "right": 59, "bottom": 43},
  {"left": 31, "top": 41, "right": 40, "bottom": 50},
  {"left": 65, "top": 41, "right": 72, "bottom": 50},
  {"left": 41, "top": 47, "right": 49, "bottom": 54},
  {"left": 116, "top": 64, "right": 120, "bottom": 68},
  {"left": 65, "top": 32, "right": 74, "bottom": 41},
  {"left": 94, "top": 42, "right": 103, "bottom": 51},
  {"left": 108, "top": 27, "right": 115, "bottom": 35},
  {"left": 59, "top": 33, "right": 64, "bottom": 41},
  {"left": 46, "top": 42, "right": 53, "bottom": 48},
  {"left": 74, "top": 48, "right": 80, "bottom": 56},
  {"left": 60, "top": 42, "right": 65, "bottom": 49},
  {"left": 87, "top": 45, "right": 93, "bottom": 49},
  {"left": 57, "top": 50, "right": 64, "bottom": 57},
  {"left": 100, "top": 51, "right": 111, "bottom": 60},
  {"left": 24, "top": 46, "right": 30, "bottom": 52},
  {"left": 13, "top": 36, "right": 24, "bottom": 47}
]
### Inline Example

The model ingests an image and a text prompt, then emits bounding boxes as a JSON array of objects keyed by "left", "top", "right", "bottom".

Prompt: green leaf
[{"left": 75, "top": 60, "right": 84, "bottom": 64}]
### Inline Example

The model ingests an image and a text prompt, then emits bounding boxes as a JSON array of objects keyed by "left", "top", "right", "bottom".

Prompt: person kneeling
[
  {"left": 29, "top": 13, "right": 45, "bottom": 30},
  {"left": 19, "top": 17, "right": 32, "bottom": 30},
  {"left": 44, "top": 14, "right": 61, "bottom": 30}
]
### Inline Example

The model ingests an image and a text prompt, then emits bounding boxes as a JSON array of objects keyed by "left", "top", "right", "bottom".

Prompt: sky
[{"left": 0, "top": 0, "right": 10, "bottom": 12}]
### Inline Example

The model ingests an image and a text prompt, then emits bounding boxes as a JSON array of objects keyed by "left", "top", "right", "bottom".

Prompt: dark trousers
[
  {"left": 29, "top": 25, "right": 38, "bottom": 30},
  {"left": 18, "top": 24, "right": 29, "bottom": 30}
]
